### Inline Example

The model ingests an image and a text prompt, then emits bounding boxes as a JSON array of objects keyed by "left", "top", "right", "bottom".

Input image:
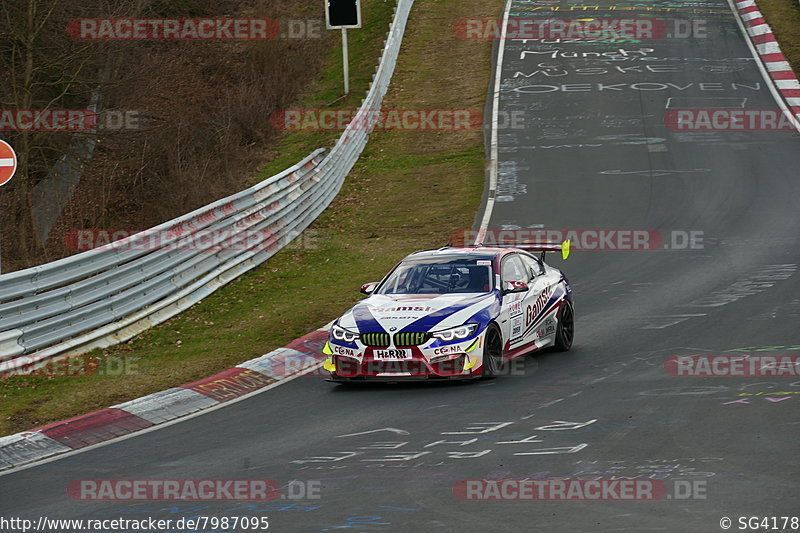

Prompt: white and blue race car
[{"left": 323, "top": 242, "right": 574, "bottom": 381}]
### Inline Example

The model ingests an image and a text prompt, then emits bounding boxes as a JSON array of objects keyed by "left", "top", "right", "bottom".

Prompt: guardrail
[{"left": 0, "top": 0, "right": 414, "bottom": 372}]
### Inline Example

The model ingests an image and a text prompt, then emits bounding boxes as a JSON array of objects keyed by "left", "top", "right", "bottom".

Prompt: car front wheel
[
  {"left": 554, "top": 301, "right": 574, "bottom": 352},
  {"left": 481, "top": 324, "right": 504, "bottom": 377}
]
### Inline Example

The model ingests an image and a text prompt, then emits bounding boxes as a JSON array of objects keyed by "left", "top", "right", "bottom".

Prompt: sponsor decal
[
  {"left": 374, "top": 349, "right": 413, "bottom": 361},
  {"left": 432, "top": 344, "right": 464, "bottom": 357},
  {"left": 535, "top": 323, "right": 556, "bottom": 340},
  {"left": 369, "top": 306, "right": 435, "bottom": 313},
  {"left": 526, "top": 287, "right": 554, "bottom": 327},
  {"left": 332, "top": 345, "right": 358, "bottom": 358},
  {"left": 512, "top": 316, "right": 523, "bottom": 338}
]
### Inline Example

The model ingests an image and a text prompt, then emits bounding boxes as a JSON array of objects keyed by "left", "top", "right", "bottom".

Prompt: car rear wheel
[
  {"left": 481, "top": 324, "right": 504, "bottom": 377},
  {"left": 554, "top": 301, "right": 574, "bottom": 352}
]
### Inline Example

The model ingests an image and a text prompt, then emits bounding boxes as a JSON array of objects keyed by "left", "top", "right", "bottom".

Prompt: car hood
[{"left": 337, "top": 292, "right": 500, "bottom": 333}]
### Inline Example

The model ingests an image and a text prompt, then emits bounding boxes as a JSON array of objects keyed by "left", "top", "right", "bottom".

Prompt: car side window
[
  {"left": 521, "top": 254, "right": 544, "bottom": 278},
  {"left": 501, "top": 254, "right": 527, "bottom": 283}
]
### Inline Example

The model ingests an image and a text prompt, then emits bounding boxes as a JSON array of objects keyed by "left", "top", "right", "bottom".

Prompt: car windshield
[{"left": 377, "top": 258, "right": 493, "bottom": 295}]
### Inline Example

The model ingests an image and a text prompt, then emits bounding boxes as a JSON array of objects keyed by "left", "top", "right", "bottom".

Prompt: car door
[
  {"left": 499, "top": 253, "right": 536, "bottom": 349},
  {"left": 520, "top": 252, "right": 558, "bottom": 346}
]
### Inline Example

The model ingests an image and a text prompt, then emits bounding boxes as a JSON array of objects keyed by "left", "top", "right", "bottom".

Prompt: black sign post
[
  {"left": 325, "top": 0, "right": 362, "bottom": 94},
  {"left": 325, "top": 0, "right": 362, "bottom": 29}
]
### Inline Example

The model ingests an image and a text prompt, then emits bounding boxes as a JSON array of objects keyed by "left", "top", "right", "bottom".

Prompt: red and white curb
[
  {"left": 0, "top": 326, "right": 330, "bottom": 472},
  {"left": 733, "top": 0, "right": 800, "bottom": 118}
]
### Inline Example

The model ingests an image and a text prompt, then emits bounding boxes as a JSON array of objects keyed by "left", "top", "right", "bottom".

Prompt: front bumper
[
  {"left": 324, "top": 334, "right": 485, "bottom": 381},
  {"left": 326, "top": 372, "right": 481, "bottom": 383}
]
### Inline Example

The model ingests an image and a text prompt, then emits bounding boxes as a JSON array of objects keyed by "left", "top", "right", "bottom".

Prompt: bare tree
[{"left": 0, "top": 0, "right": 331, "bottom": 271}]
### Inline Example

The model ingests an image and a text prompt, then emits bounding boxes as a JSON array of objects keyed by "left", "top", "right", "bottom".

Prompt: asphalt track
[{"left": 2, "top": 0, "right": 800, "bottom": 531}]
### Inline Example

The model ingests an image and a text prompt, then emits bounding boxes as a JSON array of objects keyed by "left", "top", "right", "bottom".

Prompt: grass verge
[
  {"left": 0, "top": 0, "right": 503, "bottom": 436},
  {"left": 756, "top": 0, "right": 800, "bottom": 76}
]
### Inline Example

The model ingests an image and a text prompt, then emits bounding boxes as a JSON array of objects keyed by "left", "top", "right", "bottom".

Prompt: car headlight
[
  {"left": 331, "top": 324, "right": 360, "bottom": 343},
  {"left": 431, "top": 324, "right": 478, "bottom": 342}
]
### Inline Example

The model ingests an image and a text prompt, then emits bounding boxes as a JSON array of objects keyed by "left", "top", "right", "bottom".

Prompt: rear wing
[{"left": 493, "top": 240, "right": 572, "bottom": 262}]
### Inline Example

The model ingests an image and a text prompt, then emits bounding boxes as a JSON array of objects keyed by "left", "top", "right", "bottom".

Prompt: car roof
[{"left": 403, "top": 246, "right": 515, "bottom": 262}]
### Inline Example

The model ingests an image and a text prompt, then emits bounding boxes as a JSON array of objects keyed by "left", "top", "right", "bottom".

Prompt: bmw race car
[{"left": 322, "top": 242, "right": 574, "bottom": 381}]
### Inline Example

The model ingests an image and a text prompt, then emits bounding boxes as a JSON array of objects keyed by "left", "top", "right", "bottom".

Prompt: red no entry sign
[{"left": 0, "top": 140, "right": 17, "bottom": 187}]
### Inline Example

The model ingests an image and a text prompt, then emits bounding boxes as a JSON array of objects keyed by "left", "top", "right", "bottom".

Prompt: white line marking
[
  {"left": 476, "top": 0, "right": 513, "bottom": 245},
  {"left": 641, "top": 314, "right": 707, "bottom": 329},
  {"left": 649, "top": 314, "right": 708, "bottom": 317},
  {"left": 539, "top": 398, "right": 564, "bottom": 408},
  {"left": 336, "top": 428, "right": 410, "bottom": 438},
  {"left": 665, "top": 96, "right": 748, "bottom": 110}
]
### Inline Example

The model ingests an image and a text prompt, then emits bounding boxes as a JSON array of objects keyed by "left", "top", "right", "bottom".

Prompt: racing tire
[
  {"left": 481, "top": 324, "right": 505, "bottom": 377},
  {"left": 553, "top": 301, "right": 574, "bottom": 352}
]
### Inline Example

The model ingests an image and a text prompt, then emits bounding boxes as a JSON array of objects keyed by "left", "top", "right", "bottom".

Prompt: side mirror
[
  {"left": 360, "top": 282, "right": 379, "bottom": 295},
  {"left": 502, "top": 281, "right": 529, "bottom": 295}
]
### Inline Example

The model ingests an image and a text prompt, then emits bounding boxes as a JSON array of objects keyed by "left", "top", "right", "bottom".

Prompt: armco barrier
[{"left": 0, "top": 0, "right": 414, "bottom": 372}]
